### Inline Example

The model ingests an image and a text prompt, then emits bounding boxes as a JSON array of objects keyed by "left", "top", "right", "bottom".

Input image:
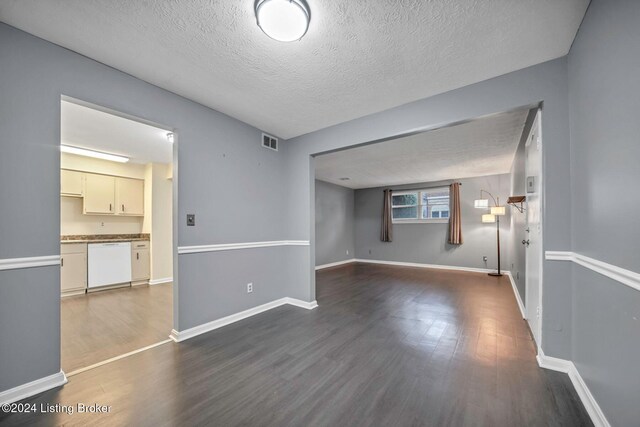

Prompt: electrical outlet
[
  {"left": 247, "top": 283, "right": 253, "bottom": 293},
  {"left": 346, "top": 249, "right": 349, "bottom": 255}
]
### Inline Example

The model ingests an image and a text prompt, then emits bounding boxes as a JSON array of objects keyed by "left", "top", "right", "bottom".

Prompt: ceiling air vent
[{"left": 262, "top": 133, "right": 278, "bottom": 151}]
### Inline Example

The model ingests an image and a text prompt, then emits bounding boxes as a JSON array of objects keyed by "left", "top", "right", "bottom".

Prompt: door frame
[
  {"left": 59, "top": 95, "right": 179, "bottom": 371},
  {"left": 524, "top": 109, "right": 544, "bottom": 350}
]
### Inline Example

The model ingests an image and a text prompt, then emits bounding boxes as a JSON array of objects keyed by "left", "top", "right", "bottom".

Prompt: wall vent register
[{"left": 262, "top": 133, "right": 278, "bottom": 151}]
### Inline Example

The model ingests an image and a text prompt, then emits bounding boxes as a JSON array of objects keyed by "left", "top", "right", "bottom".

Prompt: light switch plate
[
  {"left": 187, "top": 214, "right": 195, "bottom": 226},
  {"left": 527, "top": 176, "right": 535, "bottom": 193}
]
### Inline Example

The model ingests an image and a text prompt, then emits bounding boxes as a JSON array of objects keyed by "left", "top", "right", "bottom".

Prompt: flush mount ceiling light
[
  {"left": 61, "top": 145, "right": 129, "bottom": 163},
  {"left": 166, "top": 132, "right": 174, "bottom": 143},
  {"left": 255, "top": 0, "right": 310, "bottom": 42}
]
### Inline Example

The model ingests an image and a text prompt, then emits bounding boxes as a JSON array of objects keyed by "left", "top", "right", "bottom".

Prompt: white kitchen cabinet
[
  {"left": 131, "top": 241, "right": 150, "bottom": 284},
  {"left": 61, "top": 243, "right": 87, "bottom": 295},
  {"left": 116, "top": 177, "right": 144, "bottom": 216},
  {"left": 62, "top": 170, "right": 144, "bottom": 217},
  {"left": 60, "top": 169, "right": 83, "bottom": 197},
  {"left": 83, "top": 173, "right": 116, "bottom": 215}
]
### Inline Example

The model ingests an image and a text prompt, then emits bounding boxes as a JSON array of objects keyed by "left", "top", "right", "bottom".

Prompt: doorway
[
  {"left": 524, "top": 110, "right": 543, "bottom": 346},
  {"left": 59, "top": 97, "right": 177, "bottom": 374}
]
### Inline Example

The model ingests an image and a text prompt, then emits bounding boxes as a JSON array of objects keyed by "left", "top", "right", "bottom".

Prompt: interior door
[{"left": 525, "top": 111, "right": 543, "bottom": 346}]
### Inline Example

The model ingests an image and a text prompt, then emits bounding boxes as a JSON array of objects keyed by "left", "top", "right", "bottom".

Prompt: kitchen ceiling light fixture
[
  {"left": 255, "top": 0, "right": 310, "bottom": 42},
  {"left": 61, "top": 145, "right": 129, "bottom": 163}
]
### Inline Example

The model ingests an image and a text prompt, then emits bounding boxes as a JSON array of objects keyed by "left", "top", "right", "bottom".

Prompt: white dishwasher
[{"left": 88, "top": 242, "right": 132, "bottom": 288}]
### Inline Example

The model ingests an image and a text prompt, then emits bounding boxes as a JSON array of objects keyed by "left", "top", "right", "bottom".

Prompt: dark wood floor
[
  {"left": 61, "top": 283, "right": 173, "bottom": 372},
  {"left": 2, "top": 264, "right": 591, "bottom": 426}
]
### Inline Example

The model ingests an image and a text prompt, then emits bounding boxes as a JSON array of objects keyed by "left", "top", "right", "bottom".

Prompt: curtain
[
  {"left": 448, "top": 182, "right": 463, "bottom": 245},
  {"left": 381, "top": 189, "right": 393, "bottom": 242}
]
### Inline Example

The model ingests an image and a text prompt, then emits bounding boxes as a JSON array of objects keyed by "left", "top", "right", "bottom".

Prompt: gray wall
[
  {"left": 287, "top": 56, "right": 574, "bottom": 359},
  {"left": 8, "top": 8, "right": 640, "bottom": 425},
  {"left": 314, "top": 180, "right": 355, "bottom": 266},
  {"left": 567, "top": 0, "right": 640, "bottom": 425},
  {"left": 0, "top": 23, "right": 300, "bottom": 393},
  {"left": 354, "top": 175, "right": 511, "bottom": 271}
]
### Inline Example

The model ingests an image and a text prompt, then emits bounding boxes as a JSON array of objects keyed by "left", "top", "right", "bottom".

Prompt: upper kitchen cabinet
[
  {"left": 116, "top": 177, "right": 144, "bottom": 216},
  {"left": 60, "top": 169, "right": 83, "bottom": 197},
  {"left": 83, "top": 173, "right": 116, "bottom": 215}
]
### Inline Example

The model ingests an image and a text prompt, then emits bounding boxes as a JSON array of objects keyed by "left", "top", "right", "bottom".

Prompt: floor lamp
[{"left": 475, "top": 191, "right": 505, "bottom": 277}]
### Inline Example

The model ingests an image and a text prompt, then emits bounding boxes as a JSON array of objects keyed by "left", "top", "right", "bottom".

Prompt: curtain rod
[{"left": 384, "top": 182, "right": 461, "bottom": 192}]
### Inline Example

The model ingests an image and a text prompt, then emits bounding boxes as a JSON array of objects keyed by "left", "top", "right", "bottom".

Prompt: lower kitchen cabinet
[
  {"left": 60, "top": 240, "right": 151, "bottom": 293},
  {"left": 61, "top": 243, "right": 87, "bottom": 295},
  {"left": 131, "top": 241, "right": 150, "bottom": 284}
]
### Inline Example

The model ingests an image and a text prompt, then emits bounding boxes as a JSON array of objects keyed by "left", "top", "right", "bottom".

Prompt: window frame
[{"left": 391, "top": 187, "right": 450, "bottom": 224}]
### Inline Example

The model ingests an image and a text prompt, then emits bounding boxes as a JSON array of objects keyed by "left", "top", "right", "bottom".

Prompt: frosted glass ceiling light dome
[{"left": 255, "top": 0, "right": 310, "bottom": 42}]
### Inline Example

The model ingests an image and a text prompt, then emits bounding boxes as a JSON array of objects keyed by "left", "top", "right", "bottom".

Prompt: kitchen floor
[{"left": 61, "top": 283, "right": 173, "bottom": 373}]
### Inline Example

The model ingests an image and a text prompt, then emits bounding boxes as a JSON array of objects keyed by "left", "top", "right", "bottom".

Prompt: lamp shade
[
  {"left": 490, "top": 206, "right": 506, "bottom": 216},
  {"left": 482, "top": 214, "right": 496, "bottom": 223},
  {"left": 474, "top": 199, "right": 489, "bottom": 209}
]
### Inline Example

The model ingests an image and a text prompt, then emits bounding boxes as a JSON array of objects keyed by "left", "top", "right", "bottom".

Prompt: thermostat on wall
[{"left": 527, "top": 176, "right": 535, "bottom": 193}]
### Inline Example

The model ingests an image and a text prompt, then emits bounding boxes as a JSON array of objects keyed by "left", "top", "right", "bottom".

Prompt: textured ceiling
[
  {"left": 315, "top": 109, "right": 529, "bottom": 189},
  {"left": 0, "top": 1, "right": 588, "bottom": 139},
  {"left": 61, "top": 101, "right": 173, "bottom": 164}
]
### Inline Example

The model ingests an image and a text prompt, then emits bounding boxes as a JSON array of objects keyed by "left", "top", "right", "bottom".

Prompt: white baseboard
[
  {"left": 170, "top": 297, "right": 318, "bottom": 343},
  {"left": 283, "top": 297, "right": 318, "bottom": 310},
  {"left": 354, "top": 258, "right": 493, "bottom": 274},
  {"left": 506, "top": 271, "right": 526, "bottom": 318},
  {"left": 315, "top": 259, "right": 356, "bottom": 270},
  {"left": 537, "top": 350, "right": 610, "bottom": 427},
  {"left": 0, "top": 370, "right": 67, "bottom": 405},
  {"left": 149, "top": 277, "right": 173, "bottom": 285},
  {"left": 536, "top": 350, "right": 572, "bottom": 373}
]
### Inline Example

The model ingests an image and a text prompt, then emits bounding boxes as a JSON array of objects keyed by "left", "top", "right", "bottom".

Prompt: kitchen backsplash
[{"left": 61, "top": 196, "right": 144, "bottom": 236}]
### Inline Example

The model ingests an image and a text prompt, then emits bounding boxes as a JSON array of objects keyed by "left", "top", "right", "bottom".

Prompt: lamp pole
[
  {"left": 489, "top": 215, "right": 502, "bottom": 276},
  {"left": 478, "top": 190, "right": 503, "bottom": 277}
]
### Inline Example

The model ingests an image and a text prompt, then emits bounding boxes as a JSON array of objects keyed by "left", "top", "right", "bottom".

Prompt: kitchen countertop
[{"left": 61, "top": 234, "right": 150, "bottom": 244}]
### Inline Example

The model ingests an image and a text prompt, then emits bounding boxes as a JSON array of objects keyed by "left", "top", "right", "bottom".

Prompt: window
[{"left": 392, "top": 187, "right": 450, "bottom": 222}]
